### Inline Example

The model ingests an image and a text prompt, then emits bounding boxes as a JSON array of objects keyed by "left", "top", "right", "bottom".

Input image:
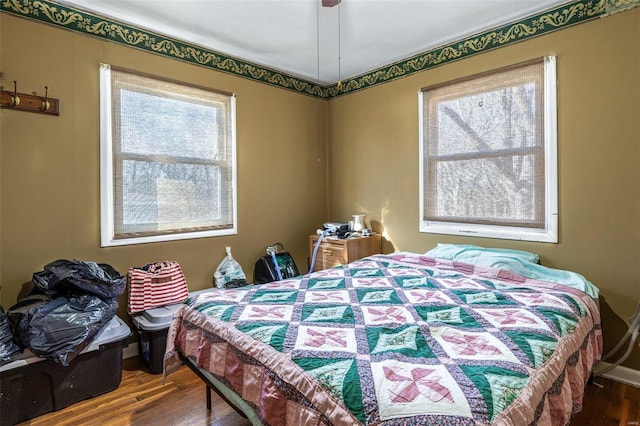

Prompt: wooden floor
[
  {"left": 573, "top": 376, "right": 640, "bottom": 426},
  {"left": 18, "top": 357, "right": 250, "bottom": 426},
  {"left": 16, "top": 357, "right": 640, "bottom": 426}
]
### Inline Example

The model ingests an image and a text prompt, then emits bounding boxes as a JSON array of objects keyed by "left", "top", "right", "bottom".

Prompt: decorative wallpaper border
[
  {"left": 2, "top": 0, "right": 638, "bottom": 99},
  {"left": 333, "top": 0, "right": 639, "bottom": 97}
]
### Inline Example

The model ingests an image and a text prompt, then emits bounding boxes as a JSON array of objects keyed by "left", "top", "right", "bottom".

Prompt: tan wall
[
  {"left": 328, "top": 9, "right": 640, "bottom": 369},
  {"left": 2, "top": 9, "right": 639, "bottom": 370},
  {"left": 0, "top": 15, "right": 329, "bottom": 318}
]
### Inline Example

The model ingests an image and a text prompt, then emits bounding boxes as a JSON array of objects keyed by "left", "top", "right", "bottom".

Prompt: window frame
[
  {"left": 99, "top": 64, "right": 238, "bottom": 247},
  {"left": 418, "top": 56, "right": 558, "bottom": 243}
]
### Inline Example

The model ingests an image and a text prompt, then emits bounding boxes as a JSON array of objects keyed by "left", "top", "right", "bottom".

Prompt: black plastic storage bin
[
  {"left": 0, "top": 316, "right": 131, "bottom": 426},
  {"left": 131, "top": 303, "right": 183, "bottom": 374}
]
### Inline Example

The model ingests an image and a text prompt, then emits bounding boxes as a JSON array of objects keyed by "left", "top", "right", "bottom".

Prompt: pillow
[
  {"left": 425, "top": 243, "right": 540, "bottom": 264},
  {"left": 461, "top": 255, "right": 599, "bottom": 299},
  {"left": 424, "top": 244, "right": 599, "bottom": 299}
]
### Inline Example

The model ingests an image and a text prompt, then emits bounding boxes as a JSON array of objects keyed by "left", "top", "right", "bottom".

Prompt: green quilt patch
[
  {"left": 460, "top": 365, "right": 529, "bottom": 421},
  {"left": 452, "top": 290, "right": 517, "bottom": 306},
  {"left": 431, "top": 272, "right": 465, "bottom": 280},
  {"left": 356, "top": 288, "right": 402, "bottom": 304},
  {"left": 301, "top": 304, "right": 355, "bottom": 324},
  {"left": 414, "top": 305, "right": 481, "bottom": 328},
  {"left": 478, "top": 279, "right": 499, "bottom": 289},
  {"left": 537, "top": 308, "right": 579, "bottom": 337},
  {"left": 350, "top": 268, "right": 384, "bottom": 277},
  {"left": 559, "top": 294, "right": 587, "bottom": 317},
  {"left": 194, "top": 303, "right": 236, "bottom": 321},
  {"left": 307, "top": 278, "right": 346, "bottom": 290},
  {"left": 504, "top": 331, "right": 557, "bottom": 368},
  {"left": 236, "top": 323, "right": 288, "bottom": 351},
  {"left": 294, "top": 357, "right": 365, "bottom": 423},
  {"left": 380, "top": 261, "right": 430, "bottom": 273},
  {"left": 366, "top": 325, "right": 434, "bottom": 358},
  {"left": 394, "top": 276, "right": 439, "bottom": 289},
  {"left": 250, "top": 290, "right": 298, "bottom": 304}
]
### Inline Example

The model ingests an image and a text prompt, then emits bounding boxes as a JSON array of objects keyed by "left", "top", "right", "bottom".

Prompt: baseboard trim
[
  {"left": 595, "top": 362, "right": 640, "bottom": 387},
  {"left": 123, "top": 342, "right": 139, "bottom": 360}
]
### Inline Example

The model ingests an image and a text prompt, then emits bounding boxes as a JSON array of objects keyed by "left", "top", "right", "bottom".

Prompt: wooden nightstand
[{"left": 309, "top": 234, "right": 381, "bottom": 272}]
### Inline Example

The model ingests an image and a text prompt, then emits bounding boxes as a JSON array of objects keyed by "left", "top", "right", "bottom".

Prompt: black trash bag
[
  {"left": 0, "top": 306, "right": 21, "bottom": 364},
  {"left": 8, "top": 260, "right": 126, "bottom": 366},
  {"left": 32, "top": 259, "right": 126, "bottom": 301},
  {"left": 9, "top": 294, "right": 118, "bottom": 366}
]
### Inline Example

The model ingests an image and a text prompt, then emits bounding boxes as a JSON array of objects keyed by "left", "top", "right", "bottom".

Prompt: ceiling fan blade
[{"left": 322, "top": 0, "right": 341, "bottom": 7}]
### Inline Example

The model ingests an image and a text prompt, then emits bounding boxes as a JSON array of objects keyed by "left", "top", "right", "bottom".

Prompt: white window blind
[
  {"left": 100, "top": 64, "right": 237, "bottom": 246},
  {"left": 419, "top": 57, "right": 557, "bottom": 242}
]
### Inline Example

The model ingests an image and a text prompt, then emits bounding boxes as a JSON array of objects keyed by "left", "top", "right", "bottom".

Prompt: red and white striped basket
[{"left": 127, "top": 261, "right": 189, "bottom": 314}]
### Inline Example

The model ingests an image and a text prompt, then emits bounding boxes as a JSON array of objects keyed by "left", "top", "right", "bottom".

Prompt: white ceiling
[{"left": 57, "top": 0, "right": 570, "bottom": 85}]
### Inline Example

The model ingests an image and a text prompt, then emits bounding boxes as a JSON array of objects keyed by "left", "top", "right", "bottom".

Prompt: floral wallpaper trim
[{"left": 2, "top": 0, "right": 638, "bottom": 99}]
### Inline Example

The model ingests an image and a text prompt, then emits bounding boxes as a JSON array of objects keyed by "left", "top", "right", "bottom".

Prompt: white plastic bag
[{"left": 213, "top": 247, "right": 246, "bottom": 288}]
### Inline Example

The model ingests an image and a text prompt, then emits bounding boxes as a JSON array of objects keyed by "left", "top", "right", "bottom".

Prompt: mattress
[{"left": 164, "top": 252, "right": 602, "bottom": 425}]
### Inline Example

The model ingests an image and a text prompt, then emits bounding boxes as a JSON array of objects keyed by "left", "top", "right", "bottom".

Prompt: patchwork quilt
[{"left": 164, "top": 253, "right": 602, "bottom": 426}]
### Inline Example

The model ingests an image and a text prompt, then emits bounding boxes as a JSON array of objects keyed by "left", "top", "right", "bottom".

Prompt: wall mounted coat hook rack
[{"left": 0, "top": 80, "right": 60, "bottom": 116}]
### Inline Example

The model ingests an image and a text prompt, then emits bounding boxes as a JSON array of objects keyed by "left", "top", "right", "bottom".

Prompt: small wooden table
[{"left": 308, "top": 233, "right": 381, "bottom": 272}]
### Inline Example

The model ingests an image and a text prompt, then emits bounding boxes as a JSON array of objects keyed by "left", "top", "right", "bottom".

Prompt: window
[
  {"left": 419, "top": 57, "right": 557, "bottom": 242},
  {"left": 100, "top": 64, "right": 237, "bottom": 246}
]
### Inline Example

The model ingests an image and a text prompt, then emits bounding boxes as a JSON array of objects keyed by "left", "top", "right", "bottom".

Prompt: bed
[{"left": 164, "top": 248, "right": 602, "bottom": 425}]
